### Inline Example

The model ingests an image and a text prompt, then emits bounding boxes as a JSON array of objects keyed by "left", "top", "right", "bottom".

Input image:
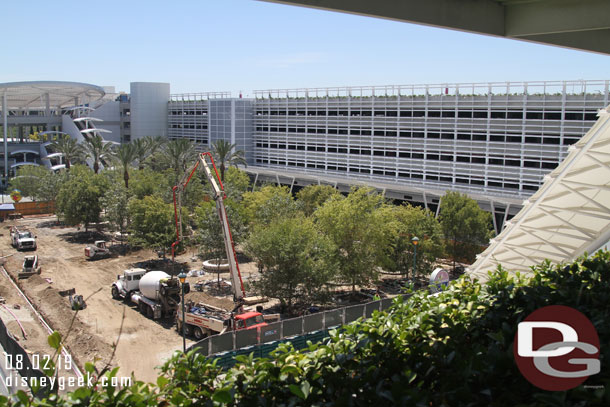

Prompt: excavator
[{"left": 172, "top": 152, "right": 266, "bottom": 339}]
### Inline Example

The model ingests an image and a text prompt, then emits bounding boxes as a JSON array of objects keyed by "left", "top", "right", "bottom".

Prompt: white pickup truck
[{"left": 10, "top": 227, "right": 37, "bottom": 251}]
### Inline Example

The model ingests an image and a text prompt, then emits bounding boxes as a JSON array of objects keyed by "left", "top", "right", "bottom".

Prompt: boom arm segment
[{"left": 171, "top": 152, "right": 246, "bottom": 304}]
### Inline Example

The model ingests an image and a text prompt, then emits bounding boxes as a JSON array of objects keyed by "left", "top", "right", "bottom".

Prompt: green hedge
[{"left": 3, "top": 252, "right": 609, "bottom": 406}]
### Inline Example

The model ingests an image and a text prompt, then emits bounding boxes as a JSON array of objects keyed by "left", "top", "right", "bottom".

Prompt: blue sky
[{"left": 3, "top": 0, "right": 609, "bottom": 96}]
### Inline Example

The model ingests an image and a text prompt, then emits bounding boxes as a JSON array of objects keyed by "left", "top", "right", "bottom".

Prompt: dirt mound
[
  {"left": 34, "top": 286, "right": 112, "bottom": 366},
  {"left": 132, "top": 259, "right": 189, "bottom": 274},
  {"left": 59, "top": 231, "right": 108, "bottom": 244},
  {"left": 36, "top": 220, "right": 66, "bottom": 229}
]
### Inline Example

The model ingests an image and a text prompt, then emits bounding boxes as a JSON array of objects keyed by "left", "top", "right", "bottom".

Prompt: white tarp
[{"left": 468, "top": 105, "right": 610, "bottom": 280}]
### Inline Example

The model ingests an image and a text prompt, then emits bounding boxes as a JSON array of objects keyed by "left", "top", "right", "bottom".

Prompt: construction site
[{"left": 0, "top": 213, "right": 277, "bottom": 383}]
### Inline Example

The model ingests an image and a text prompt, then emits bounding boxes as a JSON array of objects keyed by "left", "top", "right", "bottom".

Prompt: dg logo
[{"left": 514, "top": 305, "right": 601, "bottom": 391}]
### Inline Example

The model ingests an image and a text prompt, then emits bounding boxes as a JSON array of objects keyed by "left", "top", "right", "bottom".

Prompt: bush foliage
[{"left": 3, "top": 252, "right": 609, "bottom": 406}]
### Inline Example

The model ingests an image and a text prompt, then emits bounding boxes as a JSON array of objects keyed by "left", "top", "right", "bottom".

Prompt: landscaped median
[{"left": 2, "top": 251, "right": 609, "bottom": 406}]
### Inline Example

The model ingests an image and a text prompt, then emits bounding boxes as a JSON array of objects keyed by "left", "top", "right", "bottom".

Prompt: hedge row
[{"left": 2, "top": 251, "right": 609, "bottom": 406}]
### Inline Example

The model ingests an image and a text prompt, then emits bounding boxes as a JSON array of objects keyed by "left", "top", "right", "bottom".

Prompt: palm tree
[
  {"left": 161, "top": 139, "right": 198, "bottom": 182},
  {"left": 83, "top": 134, "right": 114, "bottom": 174},
  {"left": 133, "top": 136, "right": 167, "bottom": 169},
  {"left": 49, "top": 135, "right": 84, "bottom": 171},
  {"left": 113, "top": 143, "right": 137, "bottom": 188},
  {"left": 145, "top": 135, "right": 167, "bottom": 156},
  {"left": 132, "top": 138, "right": 149, "bottom": 170},
  {"left": 211, "top": 140, "right": 247, "bottom": 182}
]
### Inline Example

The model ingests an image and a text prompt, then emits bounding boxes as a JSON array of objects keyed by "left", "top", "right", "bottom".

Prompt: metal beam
[
  {"left": 264, "top": 0, "right": 504, "bottom": 35},
  {"left": 262, "top": 0, "right": 610, "bottom": 54},
  {"left": 505, "top": 0, "right": 610, "bottom": 37}
]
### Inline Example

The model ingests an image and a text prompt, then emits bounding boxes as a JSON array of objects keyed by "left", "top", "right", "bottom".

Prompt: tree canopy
[
  {"left": 439, "top": 191, "right": 494, "bottom": 270},
  {"left": 385, "top": 204, "right": 444, "bottom": 278},
  {"left": 55, "top": 165, "right": 108, "bottom": 230},
  {"left": 211, "top": 139, "right": 247, "bottom": 182},
  {"left": 296, "top": 184, "right": 340, "bottom": 216},
  {"left": 9, "top": 166, "right": 65, "bottom": 202},
  {"left": 242, "top": 185, "right": 300, "bottom": 228},
  {"left": 314, "top": 187, "right": 393, "bottom": 291},
  {"left": 128, "top": 195, "right": 181, "bottom": 253},
  {"left": 245, "top": 216, "right": 335, "bottom": 311}
]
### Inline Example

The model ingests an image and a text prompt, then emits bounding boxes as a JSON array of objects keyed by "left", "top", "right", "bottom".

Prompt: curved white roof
[
  {"left": 73, "top": 117, "right": 103, "bottom": 122},
  {"left": 0, "top": 81, "right": 105, "bottom": 109},
  {"left": 10, "top": 162, "right": 40, "bottom": 169},
  {"left": 469, "top": 105, "right": 610, "bottom": 280},
  {"left": 80, "top": 128, "right": 111, "bottom": 134},
  {"left": 10, "top": 150, "right": 39, "bottom": 156}
]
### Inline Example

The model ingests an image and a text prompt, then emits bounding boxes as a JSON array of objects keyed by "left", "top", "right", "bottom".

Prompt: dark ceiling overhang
[{"left": 262, "top": 0, "right": 610, "bottom": 55}]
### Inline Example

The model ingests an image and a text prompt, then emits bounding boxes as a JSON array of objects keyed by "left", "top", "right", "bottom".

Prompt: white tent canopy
[{"left": 468, "top": 105, "right": 610, "bottom": 280}]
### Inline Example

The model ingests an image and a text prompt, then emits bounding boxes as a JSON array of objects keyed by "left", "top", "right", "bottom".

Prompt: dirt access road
[{"left": 0, "top": 215, "right": 255, "bottom": 384}]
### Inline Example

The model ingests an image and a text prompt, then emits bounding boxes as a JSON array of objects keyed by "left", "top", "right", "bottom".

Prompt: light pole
[
  {"left": 411, "top": 236, "right": 419, "bottom": 281},
  {"left": 178, "top": 272, "right": 187, "bottom": 353}
]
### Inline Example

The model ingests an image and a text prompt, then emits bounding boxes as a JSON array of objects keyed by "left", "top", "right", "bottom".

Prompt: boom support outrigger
[{"left": 171, "top": 152, "right": 246, "bottom": 309}]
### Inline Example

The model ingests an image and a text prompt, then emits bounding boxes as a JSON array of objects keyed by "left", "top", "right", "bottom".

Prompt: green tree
[
  {"left": 242, "top": 185, "right": 300, "bottom": 227},
  {"left": 195, "top": 198, "right": 247, "bottom": 285},
  {"left": 129, "top": 168, "right": 170, "bottom": 200},
  {"left": 9, "top": 165, "right": 65, "bottom": 202},
  {"left": 296, "top": 184, "right": 340, "bottom": 216},
  {"left": 49, "top": 135, "right": 84, "bottom": 170},
  {"left": 439, "top": 191, "right": 494, "bottom": 270},
  {"left": 385, "top": 204, "right": 444, "bottom": 279},
  {"left": 160, "top": 139, "right": 198, "bottom": 182},
  {"left": 245, "top": 216, "right": 335, "bottom": 312},
  {"left": 113, "top": 143, "right": 137, "bottom": 188},
  {"left": 222, "top": 167, "right": 250, "bottom": 200},
  {"left": 128, "top": 195, "right": 181, "bottom": 254},
  {"left": 315, "top": 187, "right": 393, "bottom": 292},
  {"left": 211, "top": 139, "right": 247, "bottom": 182},
  {"left": 133, "top": 136, "right": 167, "bottom": 170},
  {"left": 101, "top": 181, "right": 131, "bottom": 238},
  {"left": 55, "top": 165, "right": 108, "bottom": 230},
  {"left": 83, "top": 134, "right": 114, "bottom": 174}
]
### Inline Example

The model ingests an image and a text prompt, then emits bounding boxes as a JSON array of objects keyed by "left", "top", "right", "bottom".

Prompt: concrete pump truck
[{"left": 173, "top": 152, "right": 266, "bottom": 340}]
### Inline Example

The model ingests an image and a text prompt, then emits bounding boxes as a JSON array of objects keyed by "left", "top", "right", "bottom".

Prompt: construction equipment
[
  {"left": 85, "top": 240, "right": 111, "bottom": 260},
  {"left": 69, "top": 294, "right": 86, "bottom": 310},
  {"left": 10, "top": 226, "right": 37, "bottom": 251},
  {"left": 18, "top": 255, "right": 41, "bottom": 279},
  {"left": 172, "top": 152, "right": 267, "bottom": 339},
  {"left": 111, "top": 268, "right": 189, "bottom": 319},
  {"left": 177, "top": 302, "right": 267, "bottom": 340}
]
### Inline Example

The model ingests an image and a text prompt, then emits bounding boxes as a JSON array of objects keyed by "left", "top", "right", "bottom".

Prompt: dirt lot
[{"left": 0, "top": 215, "right": 261, "bottom": 384}]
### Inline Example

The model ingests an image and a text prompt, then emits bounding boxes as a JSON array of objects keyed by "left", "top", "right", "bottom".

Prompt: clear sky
[{"left": 3, "top": 0, "right": 609, "bottom": 96}]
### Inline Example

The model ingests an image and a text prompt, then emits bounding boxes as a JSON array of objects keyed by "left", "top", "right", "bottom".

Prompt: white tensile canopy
[{"left": 468, "top": 105, "right": 610, "bottom": 280}]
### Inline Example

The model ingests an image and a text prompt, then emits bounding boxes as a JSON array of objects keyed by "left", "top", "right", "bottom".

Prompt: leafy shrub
[{"left": 4, "top": 252, "right": 609, "bottom": 406}]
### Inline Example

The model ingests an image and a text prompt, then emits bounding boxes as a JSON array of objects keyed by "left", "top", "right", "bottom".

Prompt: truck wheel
[
  {"left": 184, "top": 324, "right": 192, "bottom": 337},
  {"left": 147, "top": 306, "right": 154, "bottom": 319},
  {"left": 193, "top": 327, "right": 206, "bottom": 340},
  {"left": 139, "top": 302, "right": 147, "bottom": 315},
  {"left": 111, "top": 286, "right": 120, "bottom": 300}
]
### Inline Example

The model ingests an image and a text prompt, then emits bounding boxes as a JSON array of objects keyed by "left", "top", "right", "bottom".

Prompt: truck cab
[
  {"left": 112, "top": 268, "right": 146, "bottom": 299},
  {"left": 11, "top": 229, "right": 37, "bottom": 250},
  {"left": 233, "top": 312, "right": 267, "bottom": 330}
]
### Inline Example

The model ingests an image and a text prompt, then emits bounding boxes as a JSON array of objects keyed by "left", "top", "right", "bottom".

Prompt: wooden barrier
[{"left": 13, "top": 201, "right": 56, "bottom": 216}]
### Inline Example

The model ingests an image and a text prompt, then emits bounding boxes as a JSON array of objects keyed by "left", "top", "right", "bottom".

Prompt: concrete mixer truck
[{"left": 111, "top": 268, "right": 190, "bottom": 319}]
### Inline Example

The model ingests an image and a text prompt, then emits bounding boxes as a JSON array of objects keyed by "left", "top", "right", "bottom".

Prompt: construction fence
[{"left": 188, "top": 296, "right": 402, "bottom": 369}]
